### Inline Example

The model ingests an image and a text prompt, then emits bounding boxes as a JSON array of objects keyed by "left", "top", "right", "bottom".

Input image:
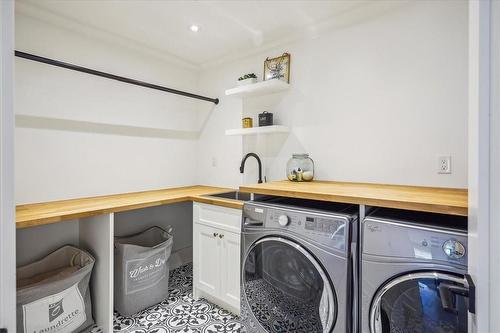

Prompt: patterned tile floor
[
  {"left": 113, "top": 263, "right": 242, "bottom": 333},
  {"left": 243, "top": 278, "right": 322, "bottom": 332}
]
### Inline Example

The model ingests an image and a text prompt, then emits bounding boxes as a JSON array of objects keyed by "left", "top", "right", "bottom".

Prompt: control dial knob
[
  {"left": 278, "top": 214, "right": 290, "bottom": 226},
  {"left": 443, "top": 239, "right": 466, "bottom": 259}
]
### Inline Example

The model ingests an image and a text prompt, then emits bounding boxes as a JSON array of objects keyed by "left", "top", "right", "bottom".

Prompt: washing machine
[
  {"left": 361, "top": 208, "right": 474, "bottom": 333},
  {"left": 240, "top": 197, "right": 358, "bottom": 333}
]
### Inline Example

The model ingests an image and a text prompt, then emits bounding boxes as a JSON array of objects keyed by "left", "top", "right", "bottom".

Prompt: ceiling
[{"left": 16, "top": 0, "right": 404, "bottom": 68}]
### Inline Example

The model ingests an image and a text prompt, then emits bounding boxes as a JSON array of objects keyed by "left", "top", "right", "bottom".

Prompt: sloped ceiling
[{"left": 16, "top": 0, "right": 408, "bottom": 68}]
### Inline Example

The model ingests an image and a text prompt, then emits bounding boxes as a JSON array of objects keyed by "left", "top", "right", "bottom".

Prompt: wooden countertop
[
  {"left": 240, "top": 180, "right": 468, "bottom": 216},
  {"left": 17, "top": 180, "right": 468, "bottom": 229},
  {"left": 16, "top": 186, "right": 243, "bottom": 229}
]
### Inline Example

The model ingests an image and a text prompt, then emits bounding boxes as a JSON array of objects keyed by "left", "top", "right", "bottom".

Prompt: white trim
[
  {"left": 468, "top": 1, "right": 491, "bottom": 332},
  {"left": 489, "top": 1, "right": 500, "bottom": 332},
  {"left": 0, "top": 0, "right": 16, "bottom": 330}
]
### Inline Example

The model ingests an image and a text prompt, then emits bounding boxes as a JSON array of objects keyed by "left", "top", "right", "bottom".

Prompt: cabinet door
[
  {"left": 194, "top": 223, "right": 221, "bottom": 297},
  {"left": 220, "top": 231, "right": 241, "bottom": 312}
]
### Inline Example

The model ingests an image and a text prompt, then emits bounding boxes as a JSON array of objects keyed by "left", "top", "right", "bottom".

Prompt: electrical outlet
[{"left": 438, "top": 156, "right": 451, "bottom": 174}]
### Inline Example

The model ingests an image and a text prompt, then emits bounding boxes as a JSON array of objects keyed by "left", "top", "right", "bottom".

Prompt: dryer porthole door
[
  {"left": 242, "top": 236, "right": 337, "bottom": 333},
  {"left": 370, "top": 271, "right": 468, "bottom": 333}
]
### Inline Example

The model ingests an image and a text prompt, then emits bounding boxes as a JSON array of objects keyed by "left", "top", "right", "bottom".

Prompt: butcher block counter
[
  {"left": 16, "top": 185, "right": 242, "bottom": 229},
  {"left": 16, "top": 181, "right": 468, "bottom": 229},
  {"left": 239, "top": 180, "right": 468, "bottom": 216}
]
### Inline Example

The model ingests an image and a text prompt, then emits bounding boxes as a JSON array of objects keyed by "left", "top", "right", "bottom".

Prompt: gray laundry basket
[
  {"left": 16, "top": 245, "right": 95, "bottom": 333},
  {"left": 114, "top": 226, "right": 173, "bottom": 316}
]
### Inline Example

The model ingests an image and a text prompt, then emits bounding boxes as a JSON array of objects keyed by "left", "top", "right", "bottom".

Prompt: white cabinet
[
  {"left": 193, "top": 203, "right": 241, "bottom": 315},
  {"left": 220, "top": 230, "right": 241, "bottom": 308},
  {"left": 195, "top": 223, "right": 221, "bottom": 296}
]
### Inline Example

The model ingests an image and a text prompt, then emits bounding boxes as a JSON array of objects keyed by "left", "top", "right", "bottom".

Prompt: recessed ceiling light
[{"left": 190, "top": 25, "right": 199, "bottom": 32}]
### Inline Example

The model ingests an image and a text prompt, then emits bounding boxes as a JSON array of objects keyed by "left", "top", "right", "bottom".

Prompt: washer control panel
[
  {"left": 265, "top": 208, "right": 348, "bottom": 251},
  {"left": 278, "top": 214, "right": 289, "bottom": 226}
]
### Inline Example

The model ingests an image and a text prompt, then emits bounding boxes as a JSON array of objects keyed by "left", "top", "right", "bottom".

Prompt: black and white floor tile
[
  {"left": 113, "top": 263, "right": 241, "bottom": 333},
  {"left": 89, "top": 325, "right": 104, "bottom": 333},
  {"left": 242, "top": 278, "right": 322, "bottom": 332}
]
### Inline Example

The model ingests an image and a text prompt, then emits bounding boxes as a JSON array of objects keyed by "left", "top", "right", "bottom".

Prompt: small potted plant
[{"left": 237, "top": 73, "right": 257, "bottom": 86}]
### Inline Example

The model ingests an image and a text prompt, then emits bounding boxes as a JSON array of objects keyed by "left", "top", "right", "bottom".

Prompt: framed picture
[{"left": 263, "top": 53, "right": 290, "bottom": 83}]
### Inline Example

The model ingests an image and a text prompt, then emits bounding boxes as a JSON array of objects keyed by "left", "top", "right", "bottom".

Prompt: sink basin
[{"left": 204, "top": 191, "right": 252, "bottom": 201}]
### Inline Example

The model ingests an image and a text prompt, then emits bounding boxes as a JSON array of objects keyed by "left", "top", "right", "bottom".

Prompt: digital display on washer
[
  {"left": 305, "top": 217, "right": 316, "bottom": 230},
  {"left": 305, "top": 217, "right": 345, "bottom": 235}
]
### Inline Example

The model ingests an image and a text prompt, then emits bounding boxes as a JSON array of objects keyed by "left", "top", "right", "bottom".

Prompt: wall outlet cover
[{"left": 438, "top": 156, "right": 452, "bottom": 174}]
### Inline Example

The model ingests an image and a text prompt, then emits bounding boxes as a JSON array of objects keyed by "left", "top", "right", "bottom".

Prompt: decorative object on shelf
[
  {"left": 287, "top": 153, "right": 314, "bottom": 182},
  {"left": 258, "top": 111, "right": 273, "bottom": 127},
  {"left": 264, "top": 52, "right": 290, "bottom": 83},
  {"left": 237, "top": 73, "right": 258, "bottom": 86},
  {"left": 242, "top": 117, "right": 253, "bottom": 128}
]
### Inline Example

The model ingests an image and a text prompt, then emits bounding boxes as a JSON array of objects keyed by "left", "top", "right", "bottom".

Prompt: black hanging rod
[{"left": 15, "top": 50, "right": 219, "bottom": 105}]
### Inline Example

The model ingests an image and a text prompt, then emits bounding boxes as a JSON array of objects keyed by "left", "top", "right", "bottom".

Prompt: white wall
[
  {"left": 15, "top": 12, "right": 203, "bottom": 204},
  {"left": 16, "top": 220, "right": 80, "bottom": 266},
  {"left": 197, "top": 0, "right": 468, "bottom": 189},
  {"left": 15, "top": 0, "right": 469, "bottom": 205}
]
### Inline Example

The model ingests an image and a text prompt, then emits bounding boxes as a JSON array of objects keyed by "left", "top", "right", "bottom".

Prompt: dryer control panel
[{"left": 363, "top": 218, "right": 468, "bottom": 267}]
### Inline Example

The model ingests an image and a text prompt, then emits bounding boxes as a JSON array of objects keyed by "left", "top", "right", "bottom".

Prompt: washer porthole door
[
  {"left": 243, "top": 236, "right": 337, "bottom": 333},
  {"left": 370, "top": 272, "right": 469, "bottom": 333}
]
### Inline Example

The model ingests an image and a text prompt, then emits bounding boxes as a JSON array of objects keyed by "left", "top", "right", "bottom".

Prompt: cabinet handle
[
  {"left": 219, "top": 234, "right": 224, "bottom": 239},
  {"left": 213, "top": 232, "right": 218, "bottom": 237}
]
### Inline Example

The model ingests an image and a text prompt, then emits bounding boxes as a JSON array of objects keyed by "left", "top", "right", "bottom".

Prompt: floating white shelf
[
  {"left": 225, "top": 125, "right": 289, "bottom": 136},
  {"left": 225, "top": 79, "right": 289, "bottom": 98}
]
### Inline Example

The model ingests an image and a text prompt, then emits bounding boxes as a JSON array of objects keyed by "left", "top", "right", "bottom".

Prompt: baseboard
[
  {"left": 170, "top": 246, "right": 192, "bottom": 270},
  {"left": 193, "top": 287, "right": 240, "bottom": 316}
]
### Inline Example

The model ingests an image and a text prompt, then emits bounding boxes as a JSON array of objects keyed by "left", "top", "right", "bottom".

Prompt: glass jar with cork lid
[{"left": 286, "top": 154, "right": 314, "bottom": 182}]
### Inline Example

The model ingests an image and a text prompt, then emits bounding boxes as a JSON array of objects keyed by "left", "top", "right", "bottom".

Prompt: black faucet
[{"left": 240, "top": 153, "right": 263, "bottom": 184}]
